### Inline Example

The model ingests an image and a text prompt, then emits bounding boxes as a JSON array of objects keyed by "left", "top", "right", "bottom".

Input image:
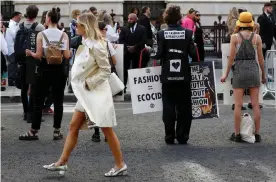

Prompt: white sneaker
[
  {"left": 104, "top": 164, "right": 127, "bottom": 177},
  {"left": 43, "top": 163, "right": 68, "bottom": 172}
]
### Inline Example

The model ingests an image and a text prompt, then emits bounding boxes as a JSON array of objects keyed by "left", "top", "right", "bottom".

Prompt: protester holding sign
[
  {"left": 221, "top": 12, "right": 265, "bottom": 143},
  {"left": 152, "top": 5, "right": 196, "bottom": 145}
]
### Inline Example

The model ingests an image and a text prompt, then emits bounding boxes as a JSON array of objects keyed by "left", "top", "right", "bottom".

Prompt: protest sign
[
  {"left": 190, "top": 62, "right": 219, "bottom": 119},
  {"left": 128, "top": 66, "right": 162, "bottom": 114},
  {"left": 222, "top": 44, "right": 263, "bottom": 105}
]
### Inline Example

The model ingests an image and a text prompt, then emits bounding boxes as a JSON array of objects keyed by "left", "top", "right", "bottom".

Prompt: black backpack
[{"left": 14, "top": 22, "right": 38, "bottom": 65}]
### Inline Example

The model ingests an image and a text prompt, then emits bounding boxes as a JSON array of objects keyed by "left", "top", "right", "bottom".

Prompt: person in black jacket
[
  {"left": 119, "top": 13, "right": 146, "bottom": 91},
  {"left": 257, "top": 3, "right": 276, "bottom": 57},
  {"left": 194, "top": 11, "right": 205, "bottom": 62},
  {"left": 153, "top": 5, "right": 196, "bottom": 145},
  {"left": 138, "top": 6, "right": 153, "bottom": 46}
]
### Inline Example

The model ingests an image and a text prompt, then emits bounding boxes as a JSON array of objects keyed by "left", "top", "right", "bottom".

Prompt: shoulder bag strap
[
  {"left": 41, "top": 32, "right": 50, "bottom": 46},
  {"left": 105, "top": 41, "right": 114, "bottom": 66}
]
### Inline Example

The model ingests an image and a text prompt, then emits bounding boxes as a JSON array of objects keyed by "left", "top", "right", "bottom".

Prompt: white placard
[
  {"left": 222, "top": 44, "right": 263, "bottom": 105},
  {"left": 128, "top": 66, "right": 162, "bottom": 114},
  {"left": 113, "top": 44, "right": 124, "bottom": 101}
]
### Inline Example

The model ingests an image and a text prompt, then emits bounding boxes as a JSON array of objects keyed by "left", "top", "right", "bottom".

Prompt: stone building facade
[{"left": 7, "top": 0, "right": 270, "bottom": 26}]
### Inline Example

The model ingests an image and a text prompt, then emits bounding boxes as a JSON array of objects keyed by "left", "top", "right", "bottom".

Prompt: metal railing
[{"left": 263, "top": 50, "right": 276, "bottom": 99}]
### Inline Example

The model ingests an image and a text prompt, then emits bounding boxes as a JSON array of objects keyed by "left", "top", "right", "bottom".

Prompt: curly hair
[{"left": 164, "top": 5, "right": 182, "bottom": 25}]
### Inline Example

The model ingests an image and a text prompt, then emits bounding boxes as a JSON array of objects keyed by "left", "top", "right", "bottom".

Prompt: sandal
[
  {"left": 104, "top": 164, "right": 128, "bottom": 177},
  {"left": 19, "top": 130, "right": 38, "bottom": 140},
  {"left": 53, "top": 130, "right": 63, "bottom": 140}
]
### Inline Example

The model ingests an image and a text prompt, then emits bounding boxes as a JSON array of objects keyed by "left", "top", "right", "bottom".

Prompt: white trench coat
[{"left": 71, "top": 39, "right": 117, "bottom": 127}]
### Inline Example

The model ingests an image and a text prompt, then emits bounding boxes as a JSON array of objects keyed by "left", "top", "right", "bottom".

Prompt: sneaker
[
  {"left": 53, "top": 130, "right": 63, "bottom": 140},
  {"left": 92, "top": 134, "right": 101, "bottom": 142},
  {"left": 104, "top": 164, "right": 127, "bottom": 177},
  {"left": 255, "top": 134, "right": 261, "bottom": 142},
  {"left": 230, "top": 133, "right": 242, "bottom": 142},
  {"left": 43, "top": 163, "right": 68, "bottom": 171}
]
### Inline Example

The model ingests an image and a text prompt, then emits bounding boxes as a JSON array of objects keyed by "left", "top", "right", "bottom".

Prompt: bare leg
[
  {"left": 249, "top": 87, "right": 261, "bottom": 134},
  {"left": 101, "top": 127, "right": 124, "bottom": 168},
  {"left": 234, "top": 88, "right": 244, "bottom": 135},
  {"left": 55, "top": 111, "right": 86, "bottom": 166}
]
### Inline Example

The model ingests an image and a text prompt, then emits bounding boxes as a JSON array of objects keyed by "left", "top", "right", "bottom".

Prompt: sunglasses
[{"left": 195, "top": 14, "right": 201, "bottom": 17}]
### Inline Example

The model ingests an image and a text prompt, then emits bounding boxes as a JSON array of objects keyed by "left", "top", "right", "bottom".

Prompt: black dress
[{"left": 194, "top": 22, "right": 205, "bottom": 62}]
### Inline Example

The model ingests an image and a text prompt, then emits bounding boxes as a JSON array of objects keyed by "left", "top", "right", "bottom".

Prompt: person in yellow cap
[{"left": 221, "top": 12, "right": 266, "bottom": 143}]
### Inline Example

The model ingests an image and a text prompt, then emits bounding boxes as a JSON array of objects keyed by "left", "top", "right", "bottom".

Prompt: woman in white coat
[{"left": 43, "top": 13, "right": 127, "bottom": 177}]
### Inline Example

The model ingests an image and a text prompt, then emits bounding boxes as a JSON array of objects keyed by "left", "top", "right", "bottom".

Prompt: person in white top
[
  {"left": 20, "top": 8, "right": 70, "bottom": 141},
  {"left": 98, "top": 11, "right": 119, "bottom": 42},
  {"left": 43, "top": 13, "right": 127, "bottom": 177},
  {"left": 5, "top": 11, "right": 22, "bottom": 85}
]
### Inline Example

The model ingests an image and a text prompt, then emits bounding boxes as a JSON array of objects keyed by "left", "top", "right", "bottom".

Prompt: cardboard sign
[
  {"left": 190, "top": 62, "right": 219, "bottom": 119},
  {"left": 128, "top": 66, "right": 162, "bottom": 114}
]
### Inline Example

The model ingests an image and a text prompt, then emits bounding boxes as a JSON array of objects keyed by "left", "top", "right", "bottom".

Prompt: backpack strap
[
  {"left": 238, "top": 32, "right": 245, "bottom": 40},
  {"left": 41, "top": 32, "right": 51, "bottom": 46},
  {"left": 249, "top": 33, "right": 255, "bottom": 41},
  {"left": 57, "top": 33, "right": 64, "bottom": 47},
  {"left": 30, "top": 22, "right": 38, "bottom": 30},
  {"left": 19, "top": 22, "right": 24, "bottom": 29}
]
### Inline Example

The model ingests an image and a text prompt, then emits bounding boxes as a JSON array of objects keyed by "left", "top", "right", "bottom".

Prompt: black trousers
[
  {"left": 124, "top": 52, "right": 140, "bottom": 86},
  {"left": 20, "top": 65, "right": 29, "bottom": 114},
  {"left": 162, "top": 82, "right": 192, "bottom": 143},
  {"left": 43, "top": 87, "right": 53, "bottom": 109},
  {"left": 263, "top": 43, "right": 272, "bottom": 59},
  {"left": 31, "top": 64, "right": 67, "bottom": 130}
]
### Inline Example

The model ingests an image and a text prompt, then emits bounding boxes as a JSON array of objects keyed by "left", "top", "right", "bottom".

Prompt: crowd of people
[{"left": 0, "top": 1, "right": 275, "bottom": 177}]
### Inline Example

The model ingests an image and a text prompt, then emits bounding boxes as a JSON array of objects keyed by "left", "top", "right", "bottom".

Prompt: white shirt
[
  {"left": 1, "top": 32, "right": 8, "bottom": 55},
  {"left": 5, "top": 19, "right": 19, "bottom": 55},
  {"left": 42, "top": 28, "right": 68, "bottom": 50},
  {"left": 130, "top": 23, "right": 137, "bottom": 33},
  {"left": 106, "top": 24, "right": 119, "bottom": 42}
]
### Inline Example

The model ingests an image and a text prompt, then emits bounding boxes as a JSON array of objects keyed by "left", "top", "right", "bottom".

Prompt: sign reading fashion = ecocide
[
  {"left": 128, "top": 66, "right": 163, "bottom": 114},
  {"left": 190, "top": 62, "right": 219, "bottom": 119}
]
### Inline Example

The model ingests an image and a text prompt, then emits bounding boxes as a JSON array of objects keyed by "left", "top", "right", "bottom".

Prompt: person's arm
[
  {"left": 188, "top": 31, "right": 197, "bottom": 60},
  {"left": 1, "top": 32, "right": 8, "bottom": 55},
  {"left": 62, "top": 33, "right": 71, "bottom": 60},
  {"left": 223, "top": 35, "right": 237, "bottom": 78},
  {"left": 108, "top": 42, "right": 117, "bottom": 65},
  {"left": 118, "top": 28, "right": 128, "bottom": 51},
  {"left": 27, "top": 32, "right": 43, "bottom": 59},
  {"left": 85, "top": 42, "right": 111, "bottom": 90},
  {"left": 134, "top": 27, "right": 147, "bottom": 50},
  {"left": 106, "top": 25, "right": 119, "bottom": 42},
  {"left": 152, "top": 31, "right": 164, "bottom": 60},
  {"left": 257, "top": 16, "right": 265, "bottom": 42},
  {"left": 256, "top": 35, "right": 266, "bottom": 83}
]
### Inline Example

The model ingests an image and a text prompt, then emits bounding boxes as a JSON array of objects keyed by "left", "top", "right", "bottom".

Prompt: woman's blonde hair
[
  {"left": 78, "top": 13, "right": 102, "bottom": 41},
  {"left": 71, "top": 9, "right": 81, "bottom": 19},
  {"left": 227, "top": 7, "right": 239, "bottom": 34}
]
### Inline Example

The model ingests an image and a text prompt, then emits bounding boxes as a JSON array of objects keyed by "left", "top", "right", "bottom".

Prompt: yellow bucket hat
[{"left": 236, "top": 12, "right": 254, "bottom": 28}]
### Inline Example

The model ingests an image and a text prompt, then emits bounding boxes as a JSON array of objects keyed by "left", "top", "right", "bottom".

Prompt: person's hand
[
  {"left": 220, "top": 75, "right": 228, "bottom": 83},
  {"left": 1, "top": 25, "right": 6, "bottom": 33},
  {"left": 28, "top": 87, "right": 31, "bottom": 96},
  {"left": 262, "top": 75, "right": 266, "bottom": 84},
  {"left": 117, "top": 28, "right": 121, "bottom": 34},
  {"left": 113, "top": 44, "right": 118, "bottom": 49},
  {"left": 25, "top": 49, "right": 32, "bottom": 56},
  {"left": 128, "top": 46, "right": 135, "bottom": 53}
]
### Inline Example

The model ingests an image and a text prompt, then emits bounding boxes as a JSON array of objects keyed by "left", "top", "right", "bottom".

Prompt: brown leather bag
[{"left": 41, "top": 32, "right": 64, "bottom": 64}]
